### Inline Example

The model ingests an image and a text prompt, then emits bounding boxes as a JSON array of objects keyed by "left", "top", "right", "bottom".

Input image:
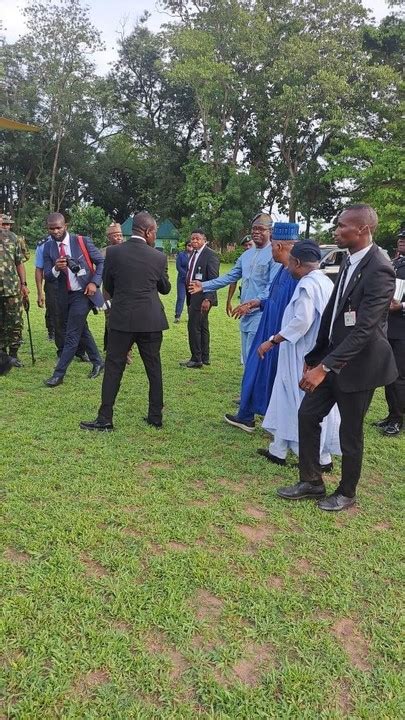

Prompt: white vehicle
[{"left": 319, "top": 244, "right": 390, "bottom": 283}]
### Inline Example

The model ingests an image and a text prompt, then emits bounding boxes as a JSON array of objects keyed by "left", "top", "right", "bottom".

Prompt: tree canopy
[{"left": 1, "top": 0, "right": 403, "bottom": 248}]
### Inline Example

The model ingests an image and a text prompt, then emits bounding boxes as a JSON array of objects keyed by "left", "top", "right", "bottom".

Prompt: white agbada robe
[{"left": 262, "top": 269, "right": 341, "bottom": 462}]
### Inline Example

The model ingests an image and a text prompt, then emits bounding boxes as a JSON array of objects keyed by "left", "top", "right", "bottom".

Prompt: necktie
[
  {"left": 337, "top": 255, "right": 351, "bottom": 306},
  {"left": 186, "top": 251, "right": 197, "bottom": 287},
  {"left": 59, "top": 242, "right": 71, "bottom": 290}
]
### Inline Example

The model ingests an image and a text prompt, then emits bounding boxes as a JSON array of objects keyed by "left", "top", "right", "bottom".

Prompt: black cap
[{"left": 290, "top": 241, "right": 321, "bottom": 262}]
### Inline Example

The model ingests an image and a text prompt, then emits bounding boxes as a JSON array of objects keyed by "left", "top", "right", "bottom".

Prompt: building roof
[
  {"left": 0, "top": 117, "right": 41, "bottom": 132},
  {"left": 121, "top": 217, "right": 179, "bottom": 241}
]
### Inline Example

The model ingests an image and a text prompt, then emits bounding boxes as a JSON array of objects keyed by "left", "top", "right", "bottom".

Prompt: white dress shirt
[
  {"left": 329, "top": 244, "right": 373, "bottom": 335},
  {"left": 52, "top": 233, "right": 81, "bottom": 291}
]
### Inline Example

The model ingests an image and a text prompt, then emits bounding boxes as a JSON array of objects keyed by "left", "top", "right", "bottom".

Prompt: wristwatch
[
  {"left": 268, "top": 335, "right": 278, "bottom": 344},
  {"left": 322, "top": 364, "right": 331, "bottom": 372}
]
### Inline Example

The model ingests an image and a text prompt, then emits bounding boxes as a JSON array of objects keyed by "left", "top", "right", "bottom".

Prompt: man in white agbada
[{"left": 257, "top": 241, "right": 341, "bottom": 467}]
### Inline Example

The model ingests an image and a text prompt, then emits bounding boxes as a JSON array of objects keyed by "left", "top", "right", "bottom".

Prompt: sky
[{"left": 2, "top": 0, "right": 394, "bottom": 75}]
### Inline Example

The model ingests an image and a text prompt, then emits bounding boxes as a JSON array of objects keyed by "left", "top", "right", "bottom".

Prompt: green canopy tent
[{"left": 121, "top": 217, "right": 179, "bottom": 252}]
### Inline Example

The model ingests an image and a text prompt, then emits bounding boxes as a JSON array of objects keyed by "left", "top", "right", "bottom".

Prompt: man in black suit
[
  {"left": 277, "top": 204, "right": 397, "bottom": 511},
  {"left": 180, "top": 229, "right": 219, "bottom": 368},
  {"left": 374, "top": 230, "right": 405, "bottom": 436},
  {"left": 80, "top": 212, "right": 171, "bottom": 431}
]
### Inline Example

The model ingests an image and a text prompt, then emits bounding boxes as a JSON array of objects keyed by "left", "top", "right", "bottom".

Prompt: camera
[{"left": 66, "top": 257, "right": 81, "bottom": 274}]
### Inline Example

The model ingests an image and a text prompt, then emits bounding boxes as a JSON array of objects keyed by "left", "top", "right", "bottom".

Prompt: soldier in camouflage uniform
[{"left": 0, "top": 216, "right": 29, "bottom": 367}]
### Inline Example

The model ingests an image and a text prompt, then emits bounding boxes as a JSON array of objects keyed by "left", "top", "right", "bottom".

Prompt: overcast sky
[{"left": 3, "top": 0, "right": 393, "bottom": 74}]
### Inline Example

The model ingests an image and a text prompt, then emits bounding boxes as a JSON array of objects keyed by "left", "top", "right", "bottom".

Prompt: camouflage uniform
[
  {"left": 0, "top": 228, "right": 24, "bottom": 355},
  {"left": 17, "top": 236, "right": 30, "bottom": 262}
]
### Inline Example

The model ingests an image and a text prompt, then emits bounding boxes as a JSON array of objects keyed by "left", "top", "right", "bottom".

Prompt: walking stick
[{"left": 23, "top": 297, "right": 36, "bottom": 365}]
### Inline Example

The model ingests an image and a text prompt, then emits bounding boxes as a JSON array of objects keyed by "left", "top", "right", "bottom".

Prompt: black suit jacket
[
  {"left": 388, "top": 255, "right": 405, "bottom": 340},
  {"left": 103, "top": 238, "right": 171, "bottom": 332},
  {"left": 187, "top": 245, "right": 220, "bottom": 309},
  {"left": 305, "top": 244, "right": 397, "bottom": 392}
]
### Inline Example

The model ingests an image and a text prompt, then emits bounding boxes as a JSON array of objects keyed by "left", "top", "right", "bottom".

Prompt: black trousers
[
  {"left": 98, "top": 329, "right": 163, "bottom": 424},
  {"left": 44, "top": 281, "right": 64, "bottom": 351},
  {"left": 298, "top": 373, "right": 374, "bottom": 498},
  {"left": 187, "top": 302, "right": 210, "bottom": 363},
  {"left": 385, "top": 338, "right": 405, "bottom": 425},
  {"left": 54, "top": 292, "right": 101, "bottom": 377}
]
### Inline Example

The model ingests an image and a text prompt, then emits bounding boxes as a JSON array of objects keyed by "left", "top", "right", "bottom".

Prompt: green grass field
[{"left": 1, "top": 259, "right": 404, "bottom": 719}]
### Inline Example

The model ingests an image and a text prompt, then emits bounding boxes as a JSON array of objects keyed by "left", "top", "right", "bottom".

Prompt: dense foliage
[{"left": 1, "top": 0, "right": 404, "bottom": 247}]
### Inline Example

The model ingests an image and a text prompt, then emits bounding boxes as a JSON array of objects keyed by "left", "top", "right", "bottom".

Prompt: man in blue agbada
[
  {"left": 224, "top": 222, "right": 299, "bottom": 432},
  {"left": 188, "top": 213, "right": 279, "bottom": 364}
]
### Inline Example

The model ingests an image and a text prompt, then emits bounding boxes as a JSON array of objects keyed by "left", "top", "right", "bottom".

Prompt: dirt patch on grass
[
  {"left": 167, "top": 541, "right": 189, "bottom": 551},
  {"left": 192, "top": 589, "right": 224, "bottom": 622},
  {"left": 80, "top": 553, "right": 110, "bottom": 578},
  {"left": 237, "top": 524, "right": 275, "bottom": 544},
  {"left": 121, "top": 527, "right": 143, "bottom": 538},
  {"left": 217, "top": 478, "right": 246, "bottom": 493},
  {"left": 334, "top": 679, "right": 354, "bottom": 716},
  {"left": 189, "top": 499, "right": 210, "bottom": 508},
  {"left": 190, "top": 635, "right": 216, "bottom": 653},
  {"left": 137, "top": 461, "right": 173, "bottom": 478},
  {"left": 146, "top": 630, "right": 189, "bottom": 682},
  {"left": 3, "top": 547, "right": 30, "bottom": 564},
  {"left": 331, "top": 619, "right": 371, "bottom": 671},
  {"left": 0, "top": 649, "right": 24, "bottom": 667},
  {"left": 373, "top": 521, "right": 392, "bottom": 531},
  {"left": 111, "top": 620, "right": 132, "bottom": 633},
  {"left": 244, "top": 504, "right": 267, "bottom": 521},
  {"left": 214, "top": 642, "right": 275, "bottom": 688},
  {"left": 267, "top": 576, "right": 284, "bottom": 590},
  {"left": 294, "top": 558, "right": 312, "bottom": 575},
  {"left": 72, "top": 669, "right": 111, "bottom": 697}
]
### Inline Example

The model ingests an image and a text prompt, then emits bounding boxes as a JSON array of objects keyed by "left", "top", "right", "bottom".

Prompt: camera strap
[{"left": 77, "top": 235, "right": 95, "bottom": 274}]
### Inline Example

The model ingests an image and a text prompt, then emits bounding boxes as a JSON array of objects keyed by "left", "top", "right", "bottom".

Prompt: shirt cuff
[{"left": 52, "top": 266, "right": 60, "bottom": 278}]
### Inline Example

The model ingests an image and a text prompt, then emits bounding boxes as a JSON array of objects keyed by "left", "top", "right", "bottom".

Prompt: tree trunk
[
  {"left": 49, "top": 128, "right": 63, "bottom": 212},
  {"left": 288, "top": 197, "right": 297, "bottom": 223},
  {"left": 305, "top": 210, "right": 311, "bottom": 238}
]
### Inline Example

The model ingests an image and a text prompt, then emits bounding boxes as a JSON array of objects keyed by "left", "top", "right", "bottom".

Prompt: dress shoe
[
  {"left": 318, "top": 493, "right": 355, "bottom": 512},
  {"left": 321, "top": 462, "right": 333, "bottom": 473},
  {"left": 44, "top": 375, "right": 64, "bottom": 387},
  {"left": 202, "top": 359, "right": 210, "bottom": 366},
  {"left": 179, "top": 360, "right": 203, "bottom": 368},
  {"left": 382, "top": 421, "right": 402, "bottom": 436},
  {"left": 9, "top": 356, "right": 23, "bottom": 368},
  {"left": 88, "top": 363, "right": 104, "bottom": 379},
  {"left": 143, "top": 416, "right": 162, "bottom": 429},
  {"left": 277, "top": 481, "right": 326, "bottom": 500},
  {"left": 80, "top": 418, "right": 113, "bottom": 432},
  {"left": 174, "top": 317, "right": 180, "bottom": 323},
  {"left": 256, "top": 448, "right": 286, "bottom": 465},
  {"left": 76, "top": 352, "right": 90, "bottom": 362},
  {"left": 372, "top": 417, "right": 390, "bottom": 428},
  {"left": 224, "top": 413, "right": 255, "bottom": 433}
]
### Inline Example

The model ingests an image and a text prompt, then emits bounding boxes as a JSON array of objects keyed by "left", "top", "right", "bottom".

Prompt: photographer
[{"left": 43, "top": 213, "right": 104, "bottom": 387}]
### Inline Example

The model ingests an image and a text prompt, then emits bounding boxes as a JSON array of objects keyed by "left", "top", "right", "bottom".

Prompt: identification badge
[
  {"left": 195, "top": 272, "right": 203, "bottom": 280},
  {"left": 344, "top": 310, "right": 356, "bottom": 326},
  {"left": 77, "top": 268, "right": 86, "bottom": 277}
]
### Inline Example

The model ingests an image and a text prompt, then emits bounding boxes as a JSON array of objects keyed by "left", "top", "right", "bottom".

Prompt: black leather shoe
[
  {"left": 80, "top": 418, "right": 113, "bottom": 432},
  {"left": 373, "top": 417, "right": 390, "bottom": 428},
  {"left": 202, "top": 360, "right": 211, "bottom": 366},
  {"left": 382, "top": 421, "right": 402, "bottom": 436},
  {"left": 224, "top": 413, "right": 255, "bottom": 433},
  {"left": 44, "top": 374, "right": 64, "bottom": 387},
  {"left": 320, "top": 462, "right": 333, "bottom": 473},
  {"left": 76, "top": 353, "right": 90, "bottom": 362},
  {"left": 318, "top": 493, "right": 355, "bottom": 512},
  {"left": 9, "top": 356, "right": 23, "bottom": 368},
  {"left": 143, "top": 416, "right": 162, "bottom": 429},
  {"left": 256, "top": 448, "right": 286, "bottom": 465},
  {"left": 88, "top": 363, "right": 104, "bottom": 379},
  {"left": 179, "top": 360, "right": 203, "bottom": 368},
  {"left": 277, "top": 481, "right": 326, "bottom": 500}
]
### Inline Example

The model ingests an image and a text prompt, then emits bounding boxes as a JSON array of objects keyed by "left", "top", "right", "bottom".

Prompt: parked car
[{"left": 319, "top": 244, "right": 390, "bottom": 283}]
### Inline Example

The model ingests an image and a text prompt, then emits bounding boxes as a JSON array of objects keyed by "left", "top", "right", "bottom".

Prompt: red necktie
[
  {"left": 59, "top": 242, "right": 71, "bottom": 290},
  {"left": 186, "top": 251, "right": 197, "bottom": 287}
]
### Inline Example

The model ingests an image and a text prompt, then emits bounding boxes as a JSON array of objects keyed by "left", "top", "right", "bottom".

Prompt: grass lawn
[{"left": 1, "top": 259, "right": 404, "bottom": 719}]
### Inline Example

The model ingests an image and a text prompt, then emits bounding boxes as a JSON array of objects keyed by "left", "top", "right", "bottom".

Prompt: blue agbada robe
[{"left": 238, "top": 267, "right": 298, "bottom": 421}]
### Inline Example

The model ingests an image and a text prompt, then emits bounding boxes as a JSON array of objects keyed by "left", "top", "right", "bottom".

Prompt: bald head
[
  {"left": 334, "top": 204, "right": 378, "bottom": 253},
  {"left": 132, "top": 211, "right": 157, "bottom": 247}
]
